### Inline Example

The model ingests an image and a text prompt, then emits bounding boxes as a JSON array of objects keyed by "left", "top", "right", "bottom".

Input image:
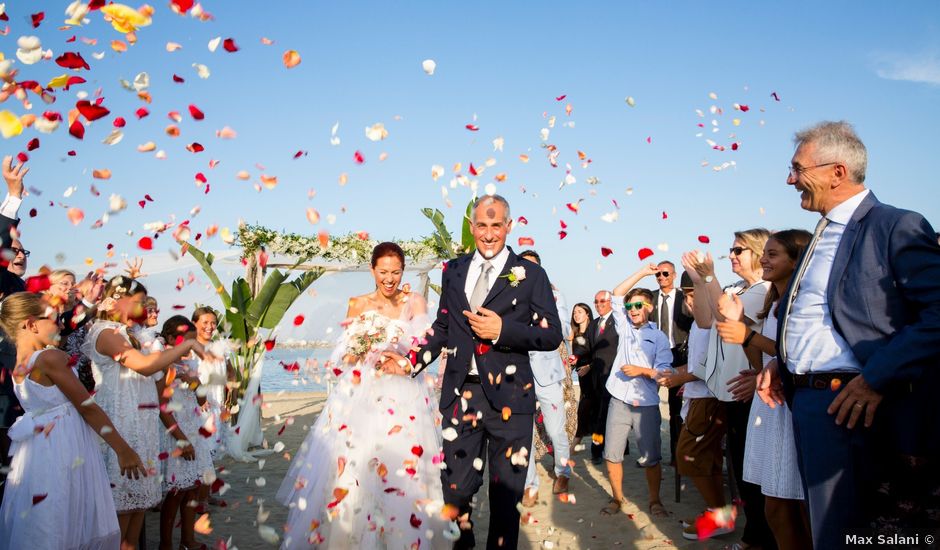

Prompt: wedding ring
[{"left": 853, "top": 402, "right": 864, "bottom": 408}]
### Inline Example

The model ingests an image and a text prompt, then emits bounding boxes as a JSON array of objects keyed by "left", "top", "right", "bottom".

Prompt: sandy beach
[{"left": 145, "top": 388, "right": 744, "bottom": 549}]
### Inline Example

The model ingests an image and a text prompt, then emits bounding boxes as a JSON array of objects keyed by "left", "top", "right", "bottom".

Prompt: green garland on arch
[{"left": 235, "top": 223, "right": 458, "bottom": 264}]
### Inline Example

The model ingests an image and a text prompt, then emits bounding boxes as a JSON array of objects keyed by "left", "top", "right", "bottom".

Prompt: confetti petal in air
[
  {"left": 600, "top": 247, "right": 614, "bottom": 258},
  {"left": 16, "top": 36, "right": 43, "bottom": 65},
  {"left": 222, "top": 38, "right": 239, "bottom": 52},
  {"left": 138, "top": 236, "right": 153, "bottom": 250},
  {"left": 283, "top": 50, "right": 301, "bottom": 68},
  {"left": 422, "top": 59, "right": 436, "bottom": 75},
  {"left": 625, "top": 96, "right": 636, "bottom": 107},
  {"left": 0, "top": 112, "right": 24, "bottom": 138},
  {"left": 465, "top": 124, "right": 479, "bottom": 131},
  {"left": 638, "top": 247, "right": 654, "bottom": 260},
  {"left": 56, "top": 51, "right": 91, "bottom": 70},
  {"left": 67, "top": 207, "right": 85, "bottom": 225},
  {"left": 517, "top": 237, "right": 534, "bottom": 247},
  {"left": 69, "top": 120, "right": 86, "bottom": 139},
  {"left": 364, "top": 123, "right": 388, "bottom": 141},
  {"left": 188, "top": 104, "right": 205, "bottom": 120},
  {"left": 698, "top": 235, "right": 710, "bottom": 244},
  {"left": 76, "top": 100, "right": 110, "bottom": 121},
  {"left": 100, "top": 3, "right": 152, "bottom": 33},
  {"left": 353, "top": 151, "right": 365, "bottom": 164}
]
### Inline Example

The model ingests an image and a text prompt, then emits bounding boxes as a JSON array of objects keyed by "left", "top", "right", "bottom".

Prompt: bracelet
[{"left": 742, "top": 329, "right": 756, "bottom": 348}]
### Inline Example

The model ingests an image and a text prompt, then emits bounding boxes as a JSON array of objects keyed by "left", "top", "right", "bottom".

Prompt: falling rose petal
[
  {"left": 260, "top": 175, "right": 277, "bottom": 189},
  {"left": 32, "top": 494, "right": 48, "bottom": 506},
  {"left": 698, "top": 235, "right": 710, "bottom": 244},
  {"left": 76, "top": 100, "right": 111, "bottom": 121},
  {"left": 92, "top": 169, "right": 112, "bottom": 180},
  {"left": 283, "top": 50, "right": 301, "bottom": 68},
  {"left": 558, "top": 231, "right": 567, "bottom": 240},
  {"left": 662, "top": 211, "right": 668, "bottom": 219},
  {"left": 0, "top": 112, "right": 24, "bottom": 138},
  {"left": 306, "top": 208, "right": 320, "bottom": 224},
  {"left": 136, "top": 107, "right": 149, "bottom": 119},
  {"left": 16, "top": 153, "right": 27, "bottom": 163},
  {"left": 517, "top": 237, "right": 534, "bottom": 247},
  {"left": 566, "top": 202, "right": 580, "bottom": 214},
  {"left": 66, "top": 207, "right": 84, "bottom": 225},
  {"left": 465, "top": 124, "right": 479, "bottom": 131},
  {"left": 731, "top": 143, "right": 739, "bottom": 151},
  {"left": 26, "top": 138, "right": 40, "bottom": 151},
  {"left": 194, "top": 513, "right": 212, "bottom": 535},
  {"left": 638, "top": 247, "right": 654, "bottom": 260},
  {"left": 187, "top": 142, "right": 205, "bottom": 153},
  {"left": 69, "top": 120, "right": 85, "bottom": 139},
  {"left": 138, "top": 236, "right": 153, "bottom": 250},
  {"left": 113, "top": 117, "right": 126, "bottom": 127},
  {"left": 555, "top": 94, "right": 567, "bottom": 101},
  {"left": 172, "top": 74, "right": 184, "bottom": 83},
  {"left": 188, "top": 104, "right": 205, "bottom": 120},
  {"left": 293, "top": 315, "right": 304, "bottom": 326},
  {"left": 601, "top": 247, "right": 614, "bottom": 258},
  {"left": 170, "top": 0, "right": 194, "bottom": 14},
  {"left": 771, "top": 92, "right": 781, "bottom": 101},
  {"left": 317, "top": 230, "right": 329, "bottom": 248},
  {"left": 264, "top": 339, "right": 276, "bottom": 351},
  {"left": 55, "top": 52, "right": 90, "bottom": 70},
  {"left": 421, "top": 59, "right": 436, "bottom": 75},
  {"left": 222, "top": 38, "right": 239, "bottom": 52},
  {"left": 353, "top": 150, "right": 365, "bottom": 164}
]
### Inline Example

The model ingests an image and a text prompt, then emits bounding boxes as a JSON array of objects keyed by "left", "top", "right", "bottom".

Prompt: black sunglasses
[
  {"left": 9, "top": 247, "right": 30, "bottom": 257},
  {"left": 729, "top": 247, "right": 747, "bottom": 256},
  {"left": 655, "top": 271, "right": 672, "bottom": 278}
]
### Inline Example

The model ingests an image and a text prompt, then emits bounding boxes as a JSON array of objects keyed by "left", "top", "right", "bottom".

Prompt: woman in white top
[
  {"left": 681, "top": 228, "right": 774, "bottom": 548},
  {"left": 82, "top": 277, "right": 216, "bottom": 549},
  {"left": 715, "top": 229, "right": 813, "bottom": 550}
]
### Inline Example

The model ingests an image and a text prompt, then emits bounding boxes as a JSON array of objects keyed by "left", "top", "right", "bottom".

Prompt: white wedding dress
[{"left": 276, "top": 295, "right": 457, "bottom": 549}]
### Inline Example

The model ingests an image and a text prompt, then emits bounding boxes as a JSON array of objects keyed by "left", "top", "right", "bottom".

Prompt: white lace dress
[
  {"left": 198, "top": 339, "right": 231, "bottom": 460},
  {"left": 276, "top": 298, "right": 457, "bottom": 549},
  {"left": 0, "top": 349, "right": 120, "bottom": 550},
  {"left": 82, "top": 320, "right": 162, "bottom": 512}
]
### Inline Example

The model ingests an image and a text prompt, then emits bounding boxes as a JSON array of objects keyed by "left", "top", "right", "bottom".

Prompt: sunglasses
[
  {"left": 654, "top": 271, "right": 673, "bottom": 278},
  {"left": 624, "top": 302, "right": 650, "bottom": 311},
  {"left": 729, "top": 246, "right": 747, "bottom": 256},
  {"left": 9, "top": 247, "right": 30, "bottom": 257},
  {"left": 594, "top": 299, "right": 610, "bottom": 304}
]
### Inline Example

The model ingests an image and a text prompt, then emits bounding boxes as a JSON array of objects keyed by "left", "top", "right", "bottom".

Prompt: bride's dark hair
[{"left": 371, "top": 242, "right": 405, "bottom": 268}]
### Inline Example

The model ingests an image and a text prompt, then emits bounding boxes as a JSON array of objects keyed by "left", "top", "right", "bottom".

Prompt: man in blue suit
[
  {"left": 517, "top": 249, "right": 572, "bottom": 505},
  {"left": 393, "top": 194, "right": 563, "bottom": 549},
  {"left": 760, "top": 121, "right": 940, "bottom": 548}
]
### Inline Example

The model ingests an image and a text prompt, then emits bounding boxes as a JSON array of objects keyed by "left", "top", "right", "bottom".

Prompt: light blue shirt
[
  {"left": 529, "top": 288, "right": 571, "bottom": 386},
  {"left": 605, "top": 295, "right": 673, "bottom": 406},
  {"left": 785, "top": 190, "right": 870, "bottom": 374}
]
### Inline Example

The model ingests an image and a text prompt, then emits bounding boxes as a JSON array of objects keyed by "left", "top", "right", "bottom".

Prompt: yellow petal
[
  {"left": 47, "top": 74, "right": 71, "bottom": 89},
  {"left": 0, "top": 111, "right": 24, "bottom": 139},
  {"left": 100, "top": 4, "right": 153, "bottom": 34},
  {"left": 283, "top": 50, "right": 301, "bottom": 69}
]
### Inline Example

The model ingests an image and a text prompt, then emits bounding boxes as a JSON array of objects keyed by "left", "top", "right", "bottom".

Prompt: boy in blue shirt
[{"left": 601, "top": 264, "right": 673, "bottom": 518}]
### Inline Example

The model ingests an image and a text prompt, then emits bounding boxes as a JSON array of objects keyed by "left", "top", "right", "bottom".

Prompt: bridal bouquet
[{"left": 343, "top": 311, "right": 407, "bottom": 365}]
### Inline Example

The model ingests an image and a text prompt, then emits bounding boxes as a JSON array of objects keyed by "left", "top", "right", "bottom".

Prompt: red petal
[
  {"left": 55, "top": 52, "right": 90, "bottom": 70},
  {"left": 31, "top": 12, "right": 45, "bottom": 28},
  {"left": 558, "top": 231, "right": 567, "bottom": 240},
  {"left": 293, "top": 150, "right": 306, "bottom": 159},
  {"left": 468, "top": 163, "right": 478, "bottom": 176},
  {"left": 136, "top": 107, "right": 149, "bottom": 119},
  {"left": 68, "top": 120, "right": 85, "bottom": 140},
  {"left": 28, "top": 208, "right": 37, "bottom": 218},
  {"left": 76, "top": 100, "right": 110, "bottom": 121},
  {"left": 662, "top": 211, "right": 668, "bottom": 219},
  {"left": 293, "top": 315, "right": 304, "bottom": 326},
  {"left": 739, "top": 104, "right": 750, "bottom": 112},
  {"left": 517, "top": 216, "right": 528, "bottom": 225},
  {"left": 170, "top": 0, "right": 194, "bottom": 13},
  {"left": 138, "top": 237, "right": 153, "bottom": 250},
  {"left": 16, "top": 152, "right": 27, "bottom": 163},
  {"left": 731, "top": 143, "right": 739, "bottom": 151},
  {"left": 559, "top": 219, "right": 567, "bottom": 229},
  {"left": 144, "top": 194, "right": 154, "bottom": 202},
  {"left": 638, "top": 247, "right": 654, "bottom": 260},
  {"left": 517, "top": 237, "right": 534, "bottom": 246},
  {"left": 465, "top": 124, "right": 479, "bottom": 131},
  {"left": 353, "top": 150, "right": 364, "bottom": 164},
  {"left": 187, "top": 142, "right": 205, "bottom": 153},
  {"left": 188, "top": 104, "right": 205, "bottom": 120},
  {"left": 411, "top": 445, "right": 424, "bottom": 457},
  {"left": 172, "top": 74, "right": 185, "bottom": 83},
  {"left": 25, "top": 275, "right": 51, "bottom": 293},
  {"left": 698, "top": 235, "right": 710, "bottom": 244},
  {"left": 195, "top": 172, "right": 207, "bottom": 183},
  {"left": 67, "top": 151, "right": 76, "bottom": 156},
  {"left": 771, "top": 92, "right": 781, "bottom": 101},
  {"left": 32, "top": 494, "right": 48, "bottom": 506},
  {"left": 223, "top": 38, "right": 239, "bottom": 52},
  {"left": 409, "top": 514, "right": 422, "bottom": 529},
  {"left": 264, "top": 339, "right": 276, "bottom": 351},
  {"left": 601, "top": 247, "right": 614, "bottom": 257},
  {"left": 555, "top": 95, "right": 567, "bottom": 101},
  {"left": 64, "top": 76, "right": 86, "bottom": 90},
  {"left": 113, "top": 117, "right": 126, "bottom": 127}
]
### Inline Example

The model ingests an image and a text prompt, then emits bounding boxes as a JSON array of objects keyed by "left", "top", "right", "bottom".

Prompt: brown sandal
[
  {"left": 600, "top": 499, "right": 623, "bottom": 516},
  {"left": 648, "top": 501, "right": 670, "bottom": 518}
]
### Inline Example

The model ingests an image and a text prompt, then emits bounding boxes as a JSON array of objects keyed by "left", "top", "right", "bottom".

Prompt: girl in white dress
[
  {"left": 154, "top": 315, "right": 214, "bottom": 550},
  {"left": 277, "top": 242, "right": 458, "bottom": 549},
  {"left": 0, "top": 292, "right": 147, "bottom": 550},
  {"left": 715, "top": 229, "right": 813, "bottom": 550},
  {"left": 82, "top": 277, "right": 216, "bottom": 549}
]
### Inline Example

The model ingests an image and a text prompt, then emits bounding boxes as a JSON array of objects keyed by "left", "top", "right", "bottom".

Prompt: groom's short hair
[
  {"left": 519, "top": 250, "right": 541, "bottom": 265},
  {"left": 472, "top": 194, "right": 511, "bottom": 223}
]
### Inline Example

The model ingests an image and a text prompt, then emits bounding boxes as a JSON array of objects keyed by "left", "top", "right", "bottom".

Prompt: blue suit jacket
[
  {"left": 416, "top": 248, "right": 563, "bottom": 414},
  {"left": 779, "top": 192, "right": 940, "bottom": 392},
  {"left": 529, "top": 288, "right": 571, "bottom": 387}
]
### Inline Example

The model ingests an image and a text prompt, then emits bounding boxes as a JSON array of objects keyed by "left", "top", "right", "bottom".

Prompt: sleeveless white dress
[
  {"left": 82, "top": 320, "right": 162, "bottom": 512},
  {"left": 197, "top": 339, "right": 232, "bottom": 460},
  {"left": 276, "top": 297, "right": 458, "bottom": 549},
  {"left": 0, "top": 349, "right": 121, "bottom": 549}
]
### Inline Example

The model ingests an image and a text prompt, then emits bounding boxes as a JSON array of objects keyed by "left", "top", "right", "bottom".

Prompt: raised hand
[
  {"left": 717, "top": 293, "right": 744, "bottom": 322},
  {"left": 2, "top": 155, "right": 27, "bottom": 199},
  {"left": 680, "top": 252, "right": 704, "bottom": 284},
  {"left": 124, "top": 257, "right": 145, "bottom": 279}
]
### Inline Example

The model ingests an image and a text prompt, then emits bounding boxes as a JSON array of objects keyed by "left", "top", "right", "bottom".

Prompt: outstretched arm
[
  {"left": 96, "top": 329, "right": 216, "bottom": 376},
  {"left": 612, "top": 263, "right": 658, "bottom": 297}
]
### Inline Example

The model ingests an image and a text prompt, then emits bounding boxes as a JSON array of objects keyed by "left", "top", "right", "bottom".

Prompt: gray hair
[
  {"left": 472, "top": 194, "right": 511, "bottom": 223},
  {"left": 793, "top": 121, "right": 867, "bottom": 183}
]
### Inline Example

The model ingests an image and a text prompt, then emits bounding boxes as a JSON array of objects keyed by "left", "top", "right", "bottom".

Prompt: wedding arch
[{"left": 183, "top": 206, "right": 474, "bottom": 461}]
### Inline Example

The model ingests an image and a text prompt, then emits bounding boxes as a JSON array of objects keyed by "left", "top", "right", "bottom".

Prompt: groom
[{"left": 391, "top": 195, "right": 562, "bottom": 548}]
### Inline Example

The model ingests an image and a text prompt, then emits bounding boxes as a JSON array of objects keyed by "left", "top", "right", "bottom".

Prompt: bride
[{"left": 277, "top": 242, "right": 457, "bottom": 549}]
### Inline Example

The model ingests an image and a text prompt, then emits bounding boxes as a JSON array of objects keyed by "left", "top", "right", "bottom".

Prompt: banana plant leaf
[
  {"left": 227, "top": 278, "right": 252, "bottom": 343},
  {"left": 460, "top": 199, "right": 475, "bottom": 254},
  {"left": 421, "top": 208, "right": 456, "bottom": 259},
  {"left": 428, "top": 282, "right": 443, "bottom": 296},
  {"left": 257, "top": 269, "right": 323, "bottom": 329},
  {"left": 245, "top": 268, "right": 288, "bottom": 329},
  {"left": 180, "top": 241, "right": 233, "bottom": 309}
]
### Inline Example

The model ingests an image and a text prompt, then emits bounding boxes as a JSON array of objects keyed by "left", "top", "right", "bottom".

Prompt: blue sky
[{"left": 4, "top": 1, "right": 940, "bottom": 339}]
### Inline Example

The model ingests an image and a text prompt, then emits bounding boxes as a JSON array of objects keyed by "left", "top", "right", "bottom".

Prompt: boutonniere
[{"left": 501, "top": 266, "right": 527, "bottom": 287}]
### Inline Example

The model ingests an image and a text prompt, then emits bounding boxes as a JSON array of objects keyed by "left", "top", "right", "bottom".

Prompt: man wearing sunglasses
[
  {"left": 582, "top": 290, "right": 620, "bottom": 465},
  {"left": 649, "top": 261, "right": 694, "bottom": 466},
  {"left": 760, "top": 121, "right": 940, "bottom": 548}
]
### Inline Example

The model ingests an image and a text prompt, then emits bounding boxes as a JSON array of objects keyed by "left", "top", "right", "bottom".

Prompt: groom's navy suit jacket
[{"left": 417, "top": 248, "right": 563, "bottom": 415}]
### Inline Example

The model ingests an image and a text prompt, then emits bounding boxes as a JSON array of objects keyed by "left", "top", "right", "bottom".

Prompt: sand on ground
[{"left": 145, "top": 388, "right": 746, "bottom": 549}]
